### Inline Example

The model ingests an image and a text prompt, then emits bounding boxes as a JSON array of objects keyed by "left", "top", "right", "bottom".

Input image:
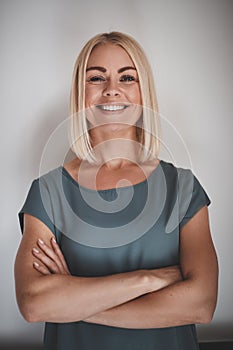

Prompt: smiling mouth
[{"left": 96, "top": 104, "right": 129, "bottom": 111}]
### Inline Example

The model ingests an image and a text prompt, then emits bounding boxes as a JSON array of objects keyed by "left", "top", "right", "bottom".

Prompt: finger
[
  {"left": 33, "top": 261, "right": 51, "bottom": 275},
  {"left": 36, "top": 239, "right": 69, "bottom": 275},
  {"left": 51, "top": 237, "right": 70, "bottom": 274},
  {"left": 37, "top": 239, "right": 65, "bottom": 272},
  {"left": 32, "top": 247, "right": 60, "bottom": 274}
]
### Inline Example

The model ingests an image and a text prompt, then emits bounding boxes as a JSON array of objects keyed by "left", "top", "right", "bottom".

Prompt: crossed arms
[{"left": 14, "top": 206, "right": 218, "bottom": 328}]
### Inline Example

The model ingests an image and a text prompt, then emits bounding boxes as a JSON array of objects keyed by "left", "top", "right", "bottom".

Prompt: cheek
[
  {"left": 85, "top": 87, "right": 101, "bottom": 107},
  {"left": 129, "top": 86, "right": 142, "bottom": 105},
  {"left": 85, "top": 89, "right": 93, "bottom": 108}
]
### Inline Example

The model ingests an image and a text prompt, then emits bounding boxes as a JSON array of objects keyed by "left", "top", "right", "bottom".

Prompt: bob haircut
[{"left": 69, "top": 31, "right": 161, "bottom": 164}]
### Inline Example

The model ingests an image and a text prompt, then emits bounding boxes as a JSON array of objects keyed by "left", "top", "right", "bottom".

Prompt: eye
[
  {"left": 120, "top": 75, "right": 138, "bottom": 83},
  {"left": 87, "top": 75, "right": 106, "bottom": 84}
]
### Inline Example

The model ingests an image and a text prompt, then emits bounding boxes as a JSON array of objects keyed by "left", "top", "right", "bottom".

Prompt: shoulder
[
  {"left": 34, "top": 157, "right": 81, "bottom": 183},
  {"left": 160, "top": 159, "right": 192, "bottom": 174},
  {"left": 160, "top": 159, "right": 210, "bottom": 206},
  {"left": 28, "top": 166, "right": 66, "bottom": 198},
  {"left": 159, "top": 160, "right": 211, "bottom": 231},
  {"left": 35, "top": 167, "right": 61, "bottom": 183},
  {"left": 159, "top": 160, "right": 194, "bottom": 187}
]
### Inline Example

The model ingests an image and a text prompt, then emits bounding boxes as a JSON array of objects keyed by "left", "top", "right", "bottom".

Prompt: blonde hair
[{"left": 69, "top": 31, "right": 160, "bottom": 163}]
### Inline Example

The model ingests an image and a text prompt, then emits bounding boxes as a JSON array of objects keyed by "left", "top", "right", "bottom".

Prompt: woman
[{"left": 15, "top": 32, "right": 218, "bottom": 350}]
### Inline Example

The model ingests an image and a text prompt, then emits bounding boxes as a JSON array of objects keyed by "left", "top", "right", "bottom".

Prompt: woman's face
[{"left": 85, "top": 43, "right": 142, "bottom": 132}]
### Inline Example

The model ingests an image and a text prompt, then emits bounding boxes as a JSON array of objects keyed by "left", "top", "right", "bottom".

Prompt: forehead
[{"left": 87, "top": 43, "right": 136, "bottom": 69}]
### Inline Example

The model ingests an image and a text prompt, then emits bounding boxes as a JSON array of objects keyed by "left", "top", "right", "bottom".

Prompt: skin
[
  {"left": 14, "top": 43, "right": 218, "bottom": 327},
  {"left": 85, "top": 43, "right": 142, "bottom": 146},
  {"left": 29, "top": 206, "right": 218, "bottom": 328}
]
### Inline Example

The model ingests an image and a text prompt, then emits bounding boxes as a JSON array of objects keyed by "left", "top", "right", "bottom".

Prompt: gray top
[{"left": 18, "top": 160, "right": 210, "bottom": 350}]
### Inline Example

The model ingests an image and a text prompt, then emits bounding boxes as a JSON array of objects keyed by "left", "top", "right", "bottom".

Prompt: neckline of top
[{"left": 60, "top": 160, "right": 163, "bottom": 193}]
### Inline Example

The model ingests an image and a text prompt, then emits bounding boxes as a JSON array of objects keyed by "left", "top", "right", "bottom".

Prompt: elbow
[
  {"left": 196, "top": 297, "right": 217, "bottom": 325},
  {"left": 21, "top": 310, "right": 38, "bottom": 323},
  {"left": 21, "top": 305, "right": 40, "bottom": 324},
  {"left": 187, "top": 274, "right": 218, "bottom": 325},
  {"left": 17, "top": 292, "right": 42, "bottom": 323},
  {"left": 198, "top": 307, "right": 215, "bottom": 324}
]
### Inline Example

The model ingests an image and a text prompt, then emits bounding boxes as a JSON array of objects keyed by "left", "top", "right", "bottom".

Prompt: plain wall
[{"left": 1, "top": 0, "right": 233, "bottom": 345}]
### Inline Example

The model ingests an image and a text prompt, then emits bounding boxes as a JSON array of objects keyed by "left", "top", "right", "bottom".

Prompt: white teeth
[{"left": 98, "top": 105, "right": 126, "bottom": 111}]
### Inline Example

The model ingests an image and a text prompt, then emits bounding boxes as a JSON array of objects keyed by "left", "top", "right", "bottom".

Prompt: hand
[{"left": 32, "top": 237, "right": 71, "bottom": 276}]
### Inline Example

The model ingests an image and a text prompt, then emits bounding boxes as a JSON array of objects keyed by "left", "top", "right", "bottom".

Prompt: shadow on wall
[
  {"left": 197, "top": 321, "right": 233, "bottom": 344},
  {"left": 1, "top": 342, "right": 233, "bottom": 350},
  {"left": 26, "top": 95, "right": 72, "bottom": 178}
]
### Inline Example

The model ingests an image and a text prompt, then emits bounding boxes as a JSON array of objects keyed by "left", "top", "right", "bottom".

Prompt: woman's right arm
[{"left": 15, "top": 214, "right": 180, "bottom": 323}]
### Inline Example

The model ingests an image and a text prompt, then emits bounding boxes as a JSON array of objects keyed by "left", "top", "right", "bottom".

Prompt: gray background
[{"left": 1, "top": 0, "right": 232, "bottom": 346}]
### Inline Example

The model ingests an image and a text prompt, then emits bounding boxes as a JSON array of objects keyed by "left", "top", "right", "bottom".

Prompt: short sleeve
[
  {"left": 179, "top": 171, "right": 211, "bottom": 229},
  {"left": 18, "top": 179, "right": 56, "bottom": 235}
]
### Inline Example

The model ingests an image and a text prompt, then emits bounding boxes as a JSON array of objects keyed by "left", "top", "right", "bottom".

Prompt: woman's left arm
[{"left": 85, "top": 206, "right": 218, "bottom": 328}]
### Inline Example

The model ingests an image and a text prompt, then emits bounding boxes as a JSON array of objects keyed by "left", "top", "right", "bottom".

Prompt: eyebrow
[
  {"left": 86, "top": 66, "right": 136, "bottom": 73},
  {"left": 86, "top": 66, "right": 106, "bottom": 73},
  {"left": 118, "top": 66, "right": 136, "bottom": 73}
]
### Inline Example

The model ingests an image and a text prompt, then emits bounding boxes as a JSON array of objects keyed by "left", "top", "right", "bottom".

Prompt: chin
[{"left": 100, "top": 122, "right": 132, "bottom": 133}]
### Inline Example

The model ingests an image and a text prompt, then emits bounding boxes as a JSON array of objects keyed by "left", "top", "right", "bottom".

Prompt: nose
[{"left": 102, "top": 79, "right": 121, "bottom": 97}]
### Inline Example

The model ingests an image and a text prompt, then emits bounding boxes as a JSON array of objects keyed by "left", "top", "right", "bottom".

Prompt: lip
[{"left": 95, "top": 104, "right": 130, "bottom": 112}]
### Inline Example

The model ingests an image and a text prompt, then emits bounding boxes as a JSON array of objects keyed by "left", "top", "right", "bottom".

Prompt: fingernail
[
  {"left": 38, "top": 239, "right": 44, "bottom": 245},
  {"left": 52, "top": 237, "right": 56, "bottom": 243},
  {"left": 32, "top": 248, "right": 39, "bottom": 254},
  {"left": 33, "top": 262, "right": 39, "bottom": 267}
]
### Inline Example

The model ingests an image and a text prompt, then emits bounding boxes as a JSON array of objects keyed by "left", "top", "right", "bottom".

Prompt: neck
[{"left": 89, "top": 126, "right": 141, "bottom": 169}]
